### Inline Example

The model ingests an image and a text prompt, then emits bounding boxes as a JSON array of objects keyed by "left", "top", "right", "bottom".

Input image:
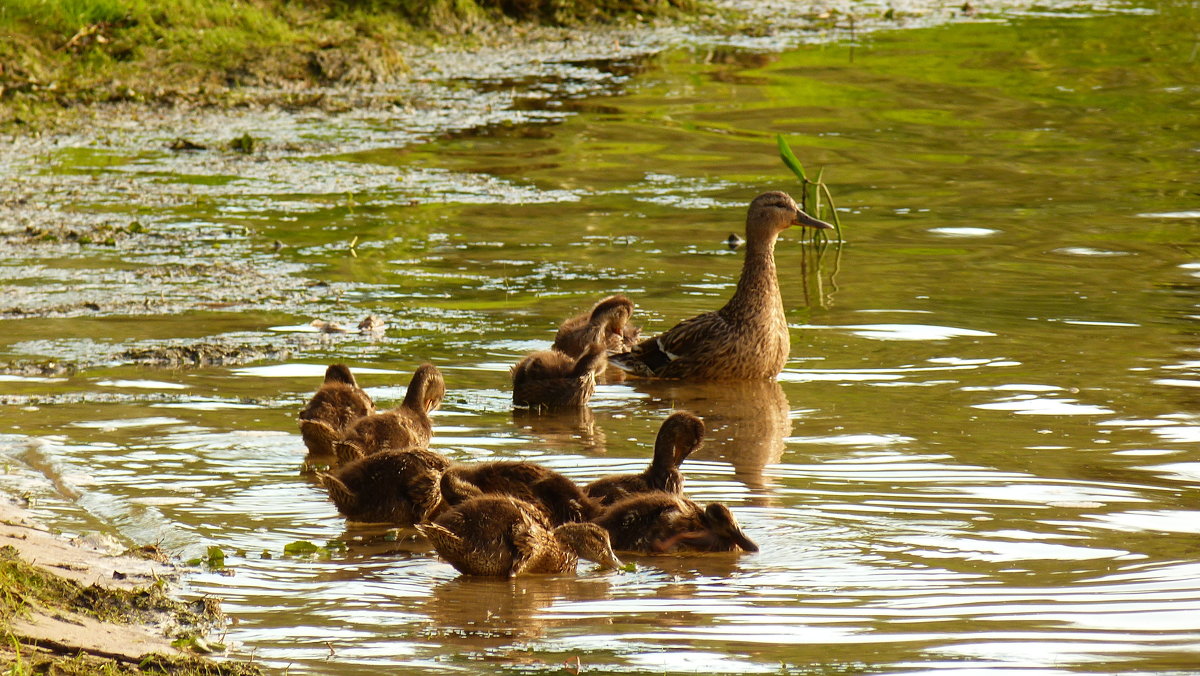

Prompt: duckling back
[
  {"left": 418, "top": 495, "right": 549, "bottom": 577},
  {"left": 441, "top": 461, "right": 600, "bottom": 526},
  {"left": 319, "top": 448, "right": 451, "bottom": 525},
  {"left": 420, "top": 496, "right": 620, "bottom": 577},
  {"left": 512, "top": 344, "right": 605, "bottom": 409}
]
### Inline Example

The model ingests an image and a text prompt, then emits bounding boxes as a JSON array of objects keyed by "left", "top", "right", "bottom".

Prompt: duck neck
[
  {"left": 721, "top": 229, "right": 783, "bottom": 323},
  {"left": 402, "top": 378, "right": 426, "bottom": 414}
]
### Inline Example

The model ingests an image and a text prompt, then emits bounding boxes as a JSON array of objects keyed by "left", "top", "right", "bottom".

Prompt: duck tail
[
  {"left": 332, "top": 439, "right": 365, "bottom": 465},
  {"left": 298, "top": 419, "right": 340, "bottom": 456},
  {"left": 607, "top": 335, "right": 673, "bottom": 378},
  {"left": 317, "top": 472, "right": 357, "bottom": 513}
]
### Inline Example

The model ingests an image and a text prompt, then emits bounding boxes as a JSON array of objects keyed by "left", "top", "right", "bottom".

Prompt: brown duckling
[
  {"left": 608, "top": 191, "right": 833, "bottom": 380},
  {"left": 512, "top": 344, "right": 606, "bottom": 409},
  {"left": 317, "top": 448, "right": 451, "bottom": 525},
  {"left": 333, "top": 363, "right": 445, "bottom": 464},
  {"left": 552, "top": 294, "right": 641, "bottom": 358},
  {"left": 417, "top": 495, "right": 622, "bottom": 578},
  {"left": 440, "top": 460, "right": 601, "bottom": 526},
  {"left": 298, "top": 364, "right": 375, "bottom": 458},
  {"left": 584, "top": 411, "right": 705, "bottom": 506},
  {"left": 592, "top": 492, "right": 758, "bottom": 554}
]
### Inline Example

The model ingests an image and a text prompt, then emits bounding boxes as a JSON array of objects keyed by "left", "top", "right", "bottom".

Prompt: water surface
[{"left": 2, "top": 3, "right": 1200, "bottom": 674}]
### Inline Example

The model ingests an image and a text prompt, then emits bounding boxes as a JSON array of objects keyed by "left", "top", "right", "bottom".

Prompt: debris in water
[
  {"left": 357, "top": 314, "right": 385, "bottom": 337},
  {"left": 310, "top": 319, "right": 350, "bottom": 334},
  {"left": 168, "top": 138, "right": 206, "bottom": 151}
]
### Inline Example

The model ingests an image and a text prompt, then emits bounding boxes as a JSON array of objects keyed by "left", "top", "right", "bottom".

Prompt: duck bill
[
  {"left": 729, "top": 529, "right": 760, "bottom": 553},
  {"left": 792, "top": 210, "right": 835, "bottom": 230},
  {"left": 596, "top": 550, "right": 623, "bottom": 569}
]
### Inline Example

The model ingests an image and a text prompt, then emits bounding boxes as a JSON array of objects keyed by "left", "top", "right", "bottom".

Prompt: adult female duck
[{"left": 608, "top": 191, "right": 832, "bottom": 380}]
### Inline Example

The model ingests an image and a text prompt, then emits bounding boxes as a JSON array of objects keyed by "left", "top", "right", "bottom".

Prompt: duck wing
[{"left": 607, "top": 311, "right": 728, "bottom": 378}]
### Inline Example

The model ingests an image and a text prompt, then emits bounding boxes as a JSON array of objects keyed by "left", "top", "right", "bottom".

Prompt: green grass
[{"left": 0, "top": 0, "right": 702, "bottom": 122}]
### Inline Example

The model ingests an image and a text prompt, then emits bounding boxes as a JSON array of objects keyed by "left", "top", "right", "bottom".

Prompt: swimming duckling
[
  {"left": 333, "top": 363, "right": 445, "bottom": 464},
  {"left": 512, "top": 344, "right": 606, "bottom": 409},
  {"left": 608, "top": 191, "right": 833, "bottom": 380},
  {"left": 592, "top": 492, "right": 758, "bottom": 554},
  {"left": 418, "top": 495, "right": 622, "bottom": 577},
  {"left": 552, "top": 295, "right": 640, "bottom": 358},
  {"left": 440, "top": 460, "right": 601, "bottom": 526},
  {"left": 584, "top": 411, "right": 704, "bottom": 506},
  {"left": 317, "top": 448, "right": 451, "bottom": 525},
  {"left": 298, "top": 364, "right": 375, "bottom": 458}
]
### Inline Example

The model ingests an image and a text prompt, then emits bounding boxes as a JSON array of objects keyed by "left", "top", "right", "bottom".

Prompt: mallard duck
[
  {"left": 584, "top": 411, "right": 704, "bottom": 506},
  {"left": 552, "top": 295, "right": 640, "bottom": 358},
  {"left": 608, "top": 191, "right": 833, "bottom": 380},
  {"left": 592, "top": 492, "right": 758, "bottom": 554},
  {"left": 417, "top": 495, "right": 622, "bottom": 577},
  {"left": 333, "top": 363, "right": 445, "bottom": 464},
  {"left": 440, "top": 460, "right": 601, "bottom": 526},
  {"left": 318, "top": 448, "right": 451, "bottom": 525},
  {"left": 298, "top": 364, "right": 375, "bottom": 458},
  {"left": 512, "top": 344, "right": 606, "bottom": 409}
]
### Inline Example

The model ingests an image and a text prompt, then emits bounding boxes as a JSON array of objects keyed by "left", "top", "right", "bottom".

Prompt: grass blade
[{"left": 776, "top": 134, "right": 808, "bottom": 182}]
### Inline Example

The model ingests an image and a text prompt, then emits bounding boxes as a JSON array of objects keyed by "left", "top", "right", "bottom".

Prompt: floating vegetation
[{"left": 282, "top": 540, "right": 347, "bottom": 560}]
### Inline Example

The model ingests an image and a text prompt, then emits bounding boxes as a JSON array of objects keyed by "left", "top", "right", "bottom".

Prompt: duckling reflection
[
  {"left": 511, "top": 405, "right": 607, "bottom": 455},
  {"left": 627, "top": 379, "right": 791, "bottom": 498},
  {"left": 317, "top": 524, "right": 434, "bottom": 577},
  {"left": 419, "top": 572, "right": 613, "bottom": 642}
]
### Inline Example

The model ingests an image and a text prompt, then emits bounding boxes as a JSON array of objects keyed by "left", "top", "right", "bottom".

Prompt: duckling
[
  {"left": 552, "top": 295, "right": 640, "bottom": 358},
  {"left": 298, "top": 364, "right": 375, "bottom": 458},
  {"left": 584, "top": 411, "right": 704, "bottom": 506},
  {"left": 333, "top": 363, "right": 445, "bottom": 464},
  {"left": 608, "top": 191, "right": 833, "bottom": 380},
  {"left": 417, "top": 495, "right": 622, "bottom": 577},
  {"left": 440, "top": 460, "right": 601, "bottom": 526},
  {"left": 317, "top": 448, "right": 451, "bottom": 525},
  {"left": 512, "top": 344, "right": 606, "bottom": 409},
  {"left": 592, "top": 492, "right": 758, "bottom": 554}
]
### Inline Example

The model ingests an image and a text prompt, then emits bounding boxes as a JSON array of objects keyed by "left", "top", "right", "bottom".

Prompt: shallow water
[{"left": 3, "top": 2, "right": 1200, "bottom": 674}]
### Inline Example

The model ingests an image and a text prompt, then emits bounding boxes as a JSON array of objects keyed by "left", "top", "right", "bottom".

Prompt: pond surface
[{"left": 3, "top": 2, "right": 1200, "bottom": 674}]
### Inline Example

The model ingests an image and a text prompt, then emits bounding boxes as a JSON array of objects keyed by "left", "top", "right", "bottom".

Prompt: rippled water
[{"left": 3, "top": 2, "right": 1200, "bottom": 674}]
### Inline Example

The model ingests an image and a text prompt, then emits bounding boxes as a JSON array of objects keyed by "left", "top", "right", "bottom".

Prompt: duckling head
[
  {"left": 554, "top": 522, "right": 623, "bottom": 569},
  {"left": 406, "top": 363, "right": 446, "bottom": 414},
  {"left": 590, "top": 295, "right": 634, "bottom": 335},
  {"left": 702, "top": 503, "right": 759, "bottom": 553}
]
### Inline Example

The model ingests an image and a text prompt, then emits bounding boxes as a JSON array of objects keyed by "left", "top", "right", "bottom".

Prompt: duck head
[
  {"left": 554, "top": 522, "right": 623, "bottom": 569},
  {"left": 590, "top": 295, "right": 635, "bottom": 340},
  {"left": 747, "top": 191, "right": 833, "bottom": 237},
  {"left": 405, "top": 363, "right": 446, "bottom": 414}
]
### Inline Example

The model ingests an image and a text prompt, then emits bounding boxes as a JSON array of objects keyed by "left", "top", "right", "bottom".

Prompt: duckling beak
[
  {"left": 730, "top": 529, "right": 760, "bottom": 553},
  {"left": 597, "top": 550, "right": 623, "bottom": 570},
  {"left": 792, "top": 209, "right": 834, "bottom": 230}
]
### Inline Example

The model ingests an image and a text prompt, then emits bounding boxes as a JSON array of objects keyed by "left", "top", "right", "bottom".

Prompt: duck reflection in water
[
  {"left": 628, "top": 379, "right": 791, "bottom": 501},
  {"left": 511, "top": 405, "right": 607, "bottom": 455},
  {"left": 420, "top": 573, "right": 613, "bottom": 642}
]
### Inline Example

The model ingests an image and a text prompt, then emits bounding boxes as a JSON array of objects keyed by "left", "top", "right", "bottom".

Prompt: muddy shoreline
[{"left": 0, "top": 499, "right": 259, "bottom": 674}]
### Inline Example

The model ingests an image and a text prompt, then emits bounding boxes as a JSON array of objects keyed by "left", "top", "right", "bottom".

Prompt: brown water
[{"left": 3, "top": 3, "right": 1200, "bottom": 674}]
